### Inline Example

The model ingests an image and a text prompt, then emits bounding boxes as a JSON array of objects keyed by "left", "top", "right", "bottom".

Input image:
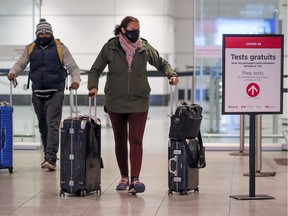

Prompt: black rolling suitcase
[
  {"left": 167, "top": 83, "right": 203, "bottom": 195},
  {"left": 60, "top": 90, "right": 102, "bottom": 197},
  {"left": 168, "top": 139, "right": 199, "bottom": 195}
]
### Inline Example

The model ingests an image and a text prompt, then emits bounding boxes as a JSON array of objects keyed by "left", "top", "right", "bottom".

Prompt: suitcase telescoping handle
[
  {"left": 88, "top": 92, "right": 97, "bottom": 121},
  {"left": 169, "top": 81, "right": 172, "bottom": 115},
  {"left": 10, "top": 81, "right": 12, "bottom": 105},
  {"left": 69, "top": 87, "right": 78, "bottom": 119},
  {"left": 169, "top": 80, "right": 178, "bottom": 116},
  {"left": 9, "top": 78, "right": 17, "bottom": 105}
]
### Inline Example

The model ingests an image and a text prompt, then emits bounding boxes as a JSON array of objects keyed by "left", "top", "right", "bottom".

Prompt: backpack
[{"left": 27, "top": 39, "right": 66, "bottom": 89}]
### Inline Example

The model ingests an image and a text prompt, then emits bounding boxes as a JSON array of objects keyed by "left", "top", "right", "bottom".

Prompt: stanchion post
[
  {"left": 229, "top": 115, "right": 249, "bottom": 156},
  {"left": 244, "top": 115, "right": 276, "bottom": 177},
  {"left": 256, "top": 115, "right": 262, "bottom": 171},
  {"left": 249, "top": 114, "right": 256, "bottom": 197}
]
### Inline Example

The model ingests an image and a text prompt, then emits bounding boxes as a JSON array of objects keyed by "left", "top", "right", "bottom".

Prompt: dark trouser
[
  {"left": 32, "top": 91, "right": 64, "bottom": 160},
  {"left": 108, "top": 110, "right": 148, "bottom": 178}
]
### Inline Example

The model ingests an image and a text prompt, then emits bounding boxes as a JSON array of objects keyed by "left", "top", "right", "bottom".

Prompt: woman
[{"left": 88, "top": 16, "right": 178, "bottom": 194}]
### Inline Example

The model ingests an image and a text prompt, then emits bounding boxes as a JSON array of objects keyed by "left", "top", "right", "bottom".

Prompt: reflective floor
[{"left": 0, "top": 106, "right": 287, "bottom": 216}]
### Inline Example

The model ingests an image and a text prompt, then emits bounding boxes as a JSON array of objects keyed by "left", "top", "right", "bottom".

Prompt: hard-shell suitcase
[
  {"left": 167, "top": 82, "right": 200, "bottom": 195},
  {"left": 59, "top": 90, "right": 102, "bottom": 197},
  {"left": 0, "top": 102, "right": 13, "bottom": 173},
  {"left": 0, "top": 81, "right": 15, "bottom": 174},
  {"left": 168, "top": 139, "right": 199, "bottom": 195}
]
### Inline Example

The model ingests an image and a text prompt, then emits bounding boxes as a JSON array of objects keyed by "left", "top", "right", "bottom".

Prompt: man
[{"left": 7, "top": 18, "right": 81, "bottom": 171}]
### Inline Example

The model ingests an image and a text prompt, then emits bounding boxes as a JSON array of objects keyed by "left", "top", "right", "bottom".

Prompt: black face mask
[
  {"left": 37, "top": 36, "right": 53, "bottom": 47},
  {"left": 124, "top": 29, "right": 140, "bottom": 43}
]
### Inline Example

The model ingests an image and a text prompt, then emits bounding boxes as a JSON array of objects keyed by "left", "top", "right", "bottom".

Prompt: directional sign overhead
[{"left": 222, "top": 34, "right": 284, "bottom": 114}]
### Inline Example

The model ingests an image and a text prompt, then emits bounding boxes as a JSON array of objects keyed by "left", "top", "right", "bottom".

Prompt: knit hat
[{"left": 35, "top": 18, "right": 53, "bottom": 36}]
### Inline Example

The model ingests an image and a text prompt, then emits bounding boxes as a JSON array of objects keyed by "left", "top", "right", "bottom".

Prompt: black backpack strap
[
  {"left": 27, "top": 71, "right": 31, "bottom": 89},
  {"left": 197, "top": 130, "right": 203, "bottom": 148},
  {"left": 196, "top": 130, "right": 206, "bottom": 168}
]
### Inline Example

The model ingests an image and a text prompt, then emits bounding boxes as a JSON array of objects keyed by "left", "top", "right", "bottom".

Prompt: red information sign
[{"left": 222, "top": 34, "right": 284, "bottom": 114}]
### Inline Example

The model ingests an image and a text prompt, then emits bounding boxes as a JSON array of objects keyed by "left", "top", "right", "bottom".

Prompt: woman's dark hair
[{"left": 114, "top": 16, "right": 139, "bottom": 36}]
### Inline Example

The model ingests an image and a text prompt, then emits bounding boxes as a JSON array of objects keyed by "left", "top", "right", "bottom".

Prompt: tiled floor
[{"left": 0, "top": 106, "right": 287, "bottom": 216}]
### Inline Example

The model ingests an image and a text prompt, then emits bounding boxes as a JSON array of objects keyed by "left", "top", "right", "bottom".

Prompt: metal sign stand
[
  {"left": 230, "top": 114, "right": 275, "bottom": 200},
  {"left": 223, "top": 34, "right": 283, "bottom": 201}
]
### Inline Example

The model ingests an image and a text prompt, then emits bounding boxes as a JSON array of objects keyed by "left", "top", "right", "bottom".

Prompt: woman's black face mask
[{"left": 125, "top": 29, "right": 140, "bottom": 43}]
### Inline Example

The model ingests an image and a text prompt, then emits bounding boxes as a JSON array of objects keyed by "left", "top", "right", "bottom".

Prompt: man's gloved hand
[
  {"left": 70, "top": 82, "right": 80, "bottom": 90},
  {"left": 7, "top": 73, "right": 15, "bottom": 81}
]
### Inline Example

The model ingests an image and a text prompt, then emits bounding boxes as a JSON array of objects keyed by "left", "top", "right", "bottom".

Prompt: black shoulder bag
[
  {"left": 186, "top": 130, "right": 206, "bottom": 168},
  {"left": 169, "top": 102, "right": 206, "bottom": 168}
]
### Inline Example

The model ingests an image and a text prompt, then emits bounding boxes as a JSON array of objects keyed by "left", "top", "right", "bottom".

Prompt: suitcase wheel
[
  {"left": 96, "top": 187, "right": 101, "bottom": 194},
  {"left": 168, "top": 189, "right": 173, "bottom": 195},
  {"left": 194, "top": 187, "right": 199, "bottom": 193},
  {"left": 59, "top": 189, "right": 65, "bottom": 197},
  {"left": 9, "top": 168, "right": 13, "bottom": 174},
  {"left": 80, "top": 189, "right": 87, "bottom": 197}
]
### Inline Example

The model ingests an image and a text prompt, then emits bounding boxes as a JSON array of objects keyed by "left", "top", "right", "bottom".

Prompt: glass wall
[
  {"left": 1, "top": 0, "right": 287, "bottom": 146},
  {"left": 192, "top": 0, "right": 287, "bottom": 144},
  {"left": 0, "top": 0, "right": 39, "bottom": 143}
]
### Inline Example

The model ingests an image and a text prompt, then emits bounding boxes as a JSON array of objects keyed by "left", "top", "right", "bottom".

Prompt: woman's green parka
[{"left": 88, "top": 37, "right": 177, "bottom": 113}]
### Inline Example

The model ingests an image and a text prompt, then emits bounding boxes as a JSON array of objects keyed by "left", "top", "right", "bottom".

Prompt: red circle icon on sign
[{"left": 246, "top": 83, "right": 260, "bottom": 97}]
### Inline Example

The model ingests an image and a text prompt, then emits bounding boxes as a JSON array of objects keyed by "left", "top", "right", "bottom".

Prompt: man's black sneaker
[{"left": 42, "top": 158, "right": 56, "bottom": 171}]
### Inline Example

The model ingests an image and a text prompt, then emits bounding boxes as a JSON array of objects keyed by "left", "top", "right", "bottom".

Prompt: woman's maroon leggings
[{"left": 108, "top": 111, "right": 148, "bottom": 178}]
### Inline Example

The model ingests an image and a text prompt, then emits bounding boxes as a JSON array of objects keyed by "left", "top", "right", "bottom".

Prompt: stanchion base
[
  {"left": 243, "top": 171, "right": 276, "bottom": 177},
  {"left": 229, "top": 151, "right": 249, "bottom": 156},
  {"left": 230, "top": 194, "right": 275, "bottom": 200}
]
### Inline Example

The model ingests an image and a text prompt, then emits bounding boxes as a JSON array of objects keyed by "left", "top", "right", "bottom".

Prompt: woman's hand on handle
[
  {"left": 89, "top": 88, "right": 98, "bottom": 98},
  {"left": 169, "top": 77, "right": 179, "bottom": 86}
]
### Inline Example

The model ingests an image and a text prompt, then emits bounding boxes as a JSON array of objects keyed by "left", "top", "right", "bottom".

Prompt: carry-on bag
[
  {"left": 59, "top": 90, "right": 102, "bottom": 197},
  {"left": 0, "top": 80, "right": 16, "bottom": 173},
  {"left": 168, "top": 139, "right": 199, "bottom": 195},
  {"left": 169, "top": 102, "right": 202, "bottom": 140}
]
